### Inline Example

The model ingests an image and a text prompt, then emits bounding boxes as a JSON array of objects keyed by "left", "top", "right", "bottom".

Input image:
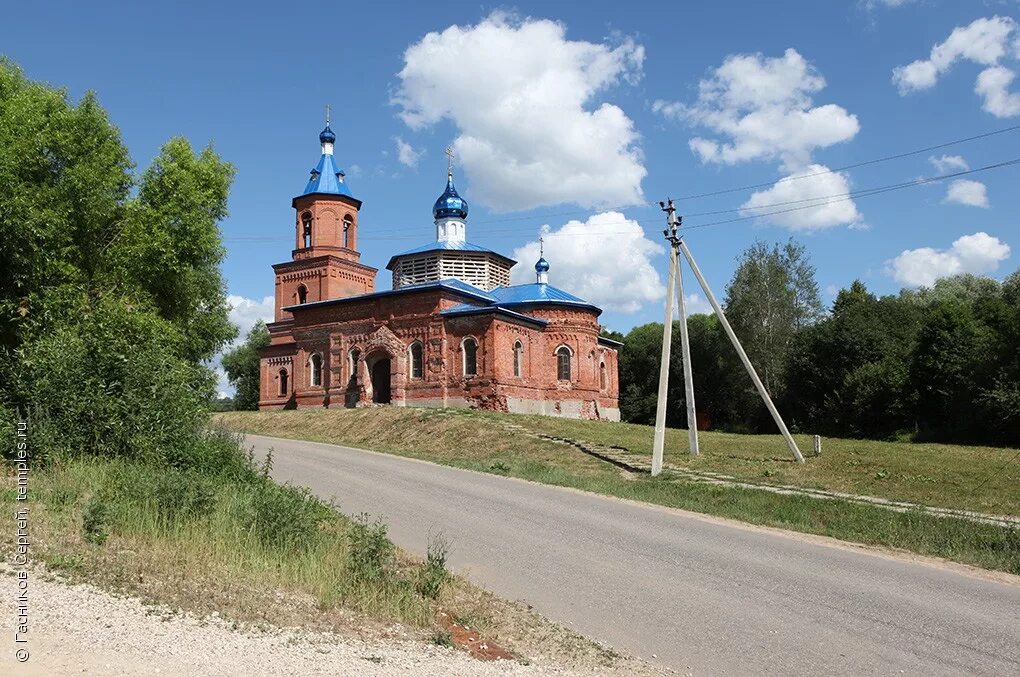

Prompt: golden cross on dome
[
  {"left": 539, "top": 236, "right": 544, "bottom": 257},
  {"left": 325, "top": 104, "right": 331, "bottom": 126},
  {"left": 445, "top": 145, "right": 455, "bottom": 175}
]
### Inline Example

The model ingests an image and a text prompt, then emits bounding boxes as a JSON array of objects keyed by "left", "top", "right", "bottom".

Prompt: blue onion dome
[
  {"left": 535, "top": 257, "right": 550, "bottom": 274},
  {"left": 319, "top": 124, "right": 336, "bottom": 144},
  {"left": 433, "top": 172, "right": 469, "bottom": 220}
]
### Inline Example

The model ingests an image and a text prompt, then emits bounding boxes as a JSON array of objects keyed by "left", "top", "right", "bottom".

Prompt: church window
[
  {"left": 309, "top": 353, "right": 322, "bottom": 386},
  {"left": 600, "top": 362, "right": 608, "bottom": 390},
  {"left": 301, "top": 212, "right": 312, "bottom": 248},
  {"left": 278, "top": 368, "right": 289, "bottom": 396},
  {"left": 462, "top": 337, "right": 477, "bottom": 377},
  {"left": 409, "top": 342, "right": 424, "bottom": 379},
  {"left": 513, "top": 341, "right": 524, "bottom": 377},
  {"left": 342, "top": 214, "right": 353, "bottom": 248},
  {"left": 297, "top": 284, "right": 308, "bottom": 304},
  {"left": 556, "top": 346, "right": 572, "bottom": 381}
]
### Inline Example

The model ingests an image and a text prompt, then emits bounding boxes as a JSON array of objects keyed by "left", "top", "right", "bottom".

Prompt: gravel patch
[{"left": 1, "top": 567, "right": 625, "bottom": 676}]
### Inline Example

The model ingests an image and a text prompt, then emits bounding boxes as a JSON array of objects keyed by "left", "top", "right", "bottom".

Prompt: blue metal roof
[
  {"left": 491, "top": 283, "right": 594, "bottom": 307},
  {"left": 386, "top": 241, "right": 516, "bottom": 270},
  {"left": 444, "top": 282, "right": 601, "bottom": 315},
  {"left": 301, "top": 152, "right": 352, "bottom": 197}
]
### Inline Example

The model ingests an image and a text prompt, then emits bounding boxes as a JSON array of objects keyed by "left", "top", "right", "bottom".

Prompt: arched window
[
  {"left": 600, "top": 362, "right": 608, "bottom": 390},
  {"left": 278, "top": 368, "right": 289, "bottom": 396},
  {"left": 462, "top": 337, "right": 477, "bottom": 377},
  {"left": 342, "top": 214, "right": 353, "bottom": 248},
  {"left": 348, "top": 348, "right": 361, "bottom": 384},
  {"left": 513, "top": 341, "right": 524, "bottom": 377},
  {"left": 556, "top": 346, "right": 572, "bottom": 381},
  {"left": 309, "top": 353, "right": 322, "bottom": 386},
  {"left": 297, "top": 284, "right": 308, "bottom": 305},
  {"left": 301, "top": 212, "right": 312, "bottom": 248},
  {"left": 409, "top": 341, "right": 424, "bottom": 379}
]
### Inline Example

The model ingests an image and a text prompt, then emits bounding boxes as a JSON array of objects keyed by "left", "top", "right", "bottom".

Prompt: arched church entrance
[{"left": 369, "top": 355, "right": 392, "bottom": 404}]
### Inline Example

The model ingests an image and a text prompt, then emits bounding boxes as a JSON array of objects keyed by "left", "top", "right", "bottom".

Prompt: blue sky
[{"left": 3, "top": 1, "right": 1019, "bottom": 351}]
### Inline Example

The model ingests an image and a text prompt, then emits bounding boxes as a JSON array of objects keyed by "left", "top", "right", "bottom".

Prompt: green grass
[
  {"left": 212, "top": 408, "right": 1020, "bottom": 575},
  {"left": 512, "top": 415, "right": 1019, "bottom": 516},
  {"left": 5, "top": 454, "right": 441, "bottom": 626},
  {"left": 0, "top": 437, "right": 625, "bottom": 666}
]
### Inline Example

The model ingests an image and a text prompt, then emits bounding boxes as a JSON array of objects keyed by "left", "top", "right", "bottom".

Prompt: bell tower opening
[{"left": 301, "top": 212, "right": 312, "bottom": 248}]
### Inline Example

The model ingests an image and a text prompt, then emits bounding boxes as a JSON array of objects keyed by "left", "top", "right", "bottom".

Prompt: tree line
[{"left": 607, "top": 241, "right": 1020, "bottom": 447}]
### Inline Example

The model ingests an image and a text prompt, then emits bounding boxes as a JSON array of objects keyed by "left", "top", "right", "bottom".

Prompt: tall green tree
[
  {"left": 0, "top": 59, "right": 237, "bottom": 463},
  {"left": 111, "top": 138, "right": 237, "bottom": 363},
  {"left": 0, "top": 60, "right": 132, "bottom": 364},
  {"left": 787, "top": 281, "right": 921, "bottom": 438},
  {"left": 724, "top": 239, "right": 821, "bottom": 400},
  {"left": 222, "top": 321, "right": 270, "bottom": 411},
  {"left": 616, "top": 323, "right": 664, "bottom": 425}
]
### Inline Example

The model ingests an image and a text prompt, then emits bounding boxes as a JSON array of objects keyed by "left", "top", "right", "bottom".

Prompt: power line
[
  {"left": 683, "top": 157, "right": 1020, "bottom": 231},
  {"left": 414, "top": 123, "right": 1020, "bottom": 229},
  {"left": 677, "top": 124, "right": 1020, "bottom": 201},
  {"left": 221, "top": 151, "right": 1020, "bottom": 246},
  {"left": 683, "top": 158, "right": 1020, "bottom": 221}
]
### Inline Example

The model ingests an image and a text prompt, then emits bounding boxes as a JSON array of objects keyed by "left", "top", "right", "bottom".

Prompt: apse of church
[{"left": 258, "top": 119, "right": 620, "bottom": 421}]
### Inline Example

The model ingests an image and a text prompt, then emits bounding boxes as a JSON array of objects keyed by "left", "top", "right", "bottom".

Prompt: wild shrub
[
  {"left": 113, "top": 465, "right": 217, "bottom": 526},
  {"left": 347, "top": 513, "right": 395, "bottom": 583},
  {"left": 417, "top": 535, "right": 450, "bottom": 600},
  {"left": 14, "top": 294, "right": 213, "bottom": 466},
  {"left": 82, "top": 495, "right": 109, "bottom": 545},
  {"left": 237, "top": 479, "right": 323, "bottom": 551}
]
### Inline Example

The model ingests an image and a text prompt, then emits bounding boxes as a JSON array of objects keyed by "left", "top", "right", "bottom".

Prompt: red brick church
[{"left": 258, "top": 122, "right": 621, "bottom": 420}]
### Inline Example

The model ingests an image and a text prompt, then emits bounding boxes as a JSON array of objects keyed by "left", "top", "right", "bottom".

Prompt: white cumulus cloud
[
  {"left": 944, "top": 179, "right": 990, "bottom": 208},
  {"left": 975, "top": 65, "right": 1020, "bottom": 117},
  {"left": 227, "top": 295, "right": 274, "bottom": 340},
  {"left": 511, "top": 211, "right": 663, "bottom": 313},
  {"left": 394, "top": 13, "right": 646, "bottom": 211},
  {"left": 394, "top": 138, "right": 424, "bottom": 168},
  {"left": 893, "top": 16, "right": 1020, "bottom": 118},
  {"left": 929, "top": 154, "right": 969, "bottom": 173},
  {"left": 653, "top": 48, "right": 859, "bottom": 171},
  {"left": 654, "top": 49, "right": 862, "bottom": 231},
  {"left": 887, "top": 232, "right": 1011, "bottom": 287},
  {"left": 740, "top": 165, "right": 862, "bottom": 231}
]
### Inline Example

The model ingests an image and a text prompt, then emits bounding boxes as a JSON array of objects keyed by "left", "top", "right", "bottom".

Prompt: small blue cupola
[
  {"left": 301, "top": 122, "right": 352, "bottom": 198},
  {"left": 433, "top": 171, "right": 469, "bottom": 221},
  {"left": 535, "top": 237, "right": 550, "bottom": 283},
  {"left": 535, "top": 256, "right": 550, "bottom": 284}
]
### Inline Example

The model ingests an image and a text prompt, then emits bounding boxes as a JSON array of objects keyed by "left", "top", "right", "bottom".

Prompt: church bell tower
[{"left": 272, "top": 112, "right": 377, "bottom": 321}]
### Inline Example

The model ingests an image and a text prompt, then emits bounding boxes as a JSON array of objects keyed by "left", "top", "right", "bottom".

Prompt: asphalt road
[{"left": 244, "top": 434, "right": 1020, "bottom": 675}]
